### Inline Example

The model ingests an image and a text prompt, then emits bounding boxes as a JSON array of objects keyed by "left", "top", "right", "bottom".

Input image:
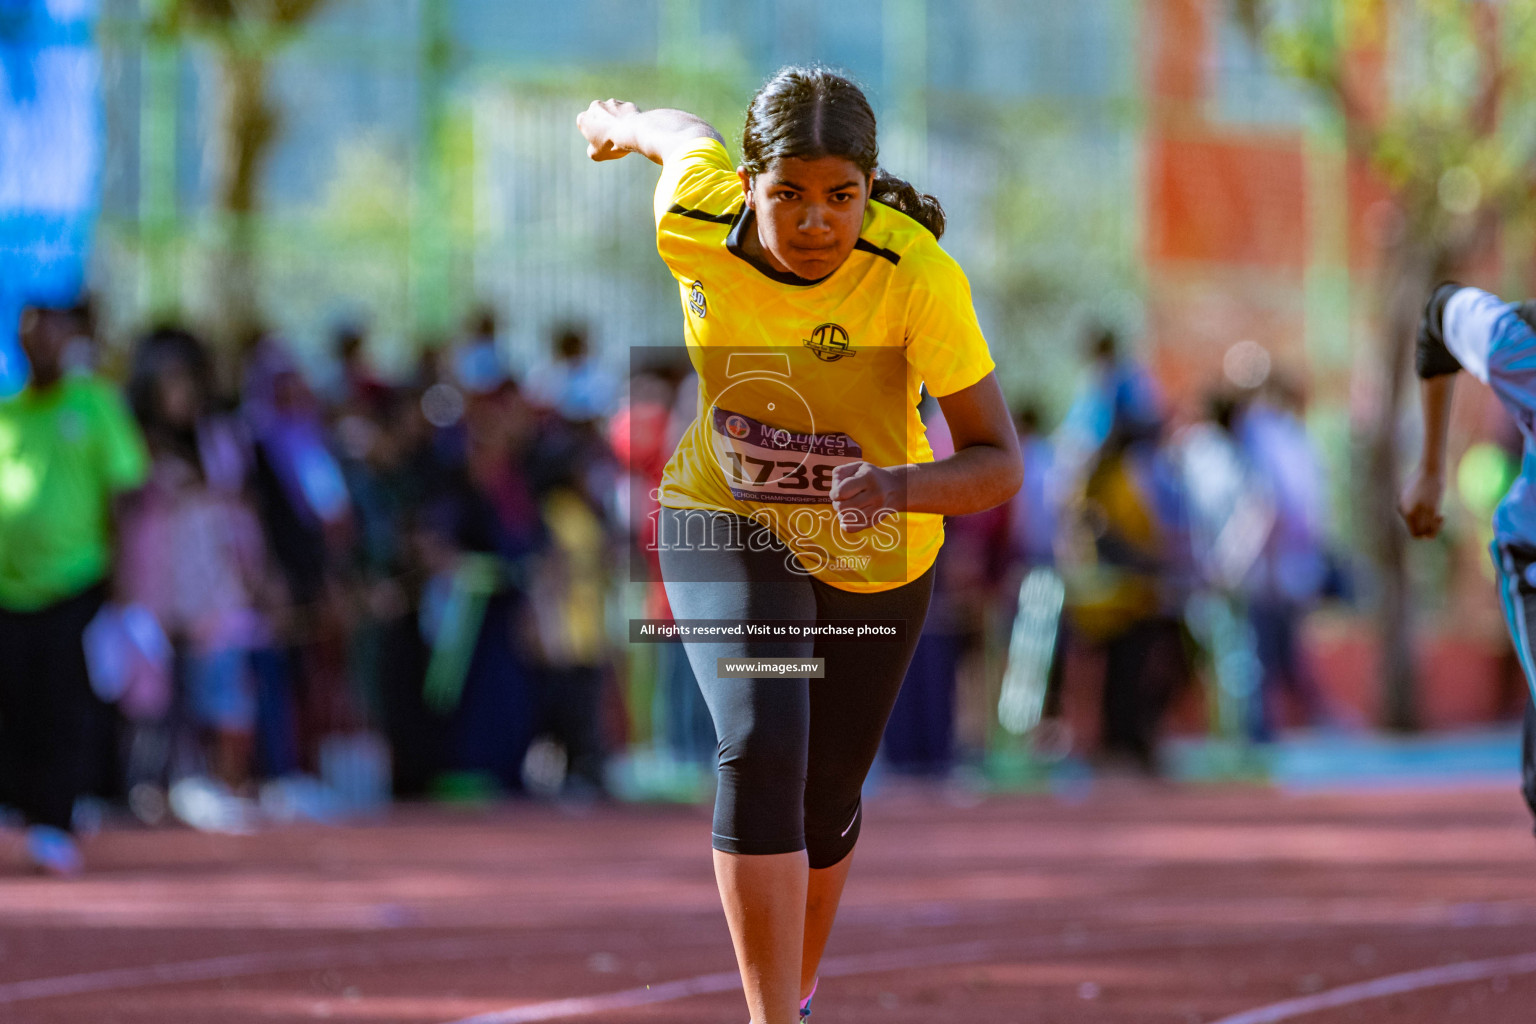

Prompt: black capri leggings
[{"left": 658, "top": 508, "right": 933, "bottom": 869}]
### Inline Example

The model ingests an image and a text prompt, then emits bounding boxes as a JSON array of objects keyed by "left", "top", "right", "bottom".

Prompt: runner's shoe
[{"left": 739, "top": 978, "right": 818, "bottom": 1023}]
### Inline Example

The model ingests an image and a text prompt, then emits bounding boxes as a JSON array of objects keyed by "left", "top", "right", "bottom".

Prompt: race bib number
[{"left": 711, "top": 407, "right": 863, "bottom": 504}]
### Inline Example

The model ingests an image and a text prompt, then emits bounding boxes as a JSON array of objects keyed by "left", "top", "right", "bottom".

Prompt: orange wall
[{"left": 1146, "top": 136, "right": 1308, "bottom": 273}]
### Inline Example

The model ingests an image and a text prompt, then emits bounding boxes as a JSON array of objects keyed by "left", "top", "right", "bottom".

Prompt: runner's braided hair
[{"left": 740, "top": 66, "right": 945, "bottom": 239}]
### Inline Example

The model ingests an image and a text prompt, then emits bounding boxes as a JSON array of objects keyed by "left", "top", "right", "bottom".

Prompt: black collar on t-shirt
[
  {"left": 725, "top": 208, "right": 833, "bottom": 287},
  {"left": 722, "top": 208, "right": 903, "bottom": 285}
]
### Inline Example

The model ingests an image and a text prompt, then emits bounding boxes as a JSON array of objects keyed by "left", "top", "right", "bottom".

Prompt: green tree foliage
[{"left": 146, "top": 0, "right": 329, "bottom": 345}]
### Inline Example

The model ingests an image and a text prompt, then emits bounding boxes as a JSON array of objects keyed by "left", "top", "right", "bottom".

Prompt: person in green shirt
[{"left": 0, "top": 304, "right": 148, "bottom": 875}]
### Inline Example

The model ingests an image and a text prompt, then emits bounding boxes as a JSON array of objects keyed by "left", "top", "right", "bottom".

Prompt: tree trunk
[
  {"left": 1369, "top": 243, "right": 1441, "bottom": 732},
  {"left": 212, "top": 50, "right": 275, "bottom": 348}
]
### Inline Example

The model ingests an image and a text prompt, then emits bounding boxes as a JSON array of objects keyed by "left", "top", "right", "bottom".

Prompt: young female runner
[
  {"left": 578, "top": 67, "right": 1023, "bottom": 1023},
  {"left": 1402, "top": 283, "right": 1536, "bottom": 833}
]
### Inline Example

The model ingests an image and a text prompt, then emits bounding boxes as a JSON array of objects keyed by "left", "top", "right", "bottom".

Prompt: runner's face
[{"left": 739, "top": 156, "right": 870, "bottom": 280}]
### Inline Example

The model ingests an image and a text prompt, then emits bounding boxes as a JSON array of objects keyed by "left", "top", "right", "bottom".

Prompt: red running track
[{"left": 2, "top": 780, "right": 1535, "bottom": 1023}]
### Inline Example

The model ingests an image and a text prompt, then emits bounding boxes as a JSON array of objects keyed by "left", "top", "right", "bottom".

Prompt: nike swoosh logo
[{"left": 840, "top": 806, "right": 860, "bottom": 837}]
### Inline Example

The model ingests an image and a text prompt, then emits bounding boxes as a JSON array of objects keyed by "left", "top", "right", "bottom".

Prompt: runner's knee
[{"left": 711, "top": 720, "right": 808, "bottom": 856}]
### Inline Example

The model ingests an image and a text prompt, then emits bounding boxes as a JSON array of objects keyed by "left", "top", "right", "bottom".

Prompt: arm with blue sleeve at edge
[
  {"left": 1400, "top": 282, "right": 1466, "bottom": 540},
  {"left": 576, "top": 99, "right": 723, "bottom": 166}
]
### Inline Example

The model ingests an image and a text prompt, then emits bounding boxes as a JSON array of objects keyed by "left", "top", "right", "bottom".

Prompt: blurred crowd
[
  {"left": 0, "top": 302, "right": 1353, "bottom": 874},
  {"left": 1, "top": 302, "right": 628, "bottom": 873},
  {"left": 875, "top": 324, "right": 1355, "bottom": 787},
  {"left": 1025, "top": 327, "right": 1355, "bottom": 771}
]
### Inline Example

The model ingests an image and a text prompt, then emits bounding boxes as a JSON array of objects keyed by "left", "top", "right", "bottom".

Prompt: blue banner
[{"left": 0, "top": 0, "right": 101, "bottom": 396}]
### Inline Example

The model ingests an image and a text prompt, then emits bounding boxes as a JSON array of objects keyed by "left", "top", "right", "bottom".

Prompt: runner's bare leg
[
  {"left": 800, "top": 853, "right": 853, "bottom": 1002},
  {"left": 715, "top": 849, "right": 806, "bottom": 1023}
]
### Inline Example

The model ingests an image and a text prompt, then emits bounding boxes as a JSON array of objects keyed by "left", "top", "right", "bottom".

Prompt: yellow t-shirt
[{"left": 653, "top": 138, "right": 996, "bottom": 593}]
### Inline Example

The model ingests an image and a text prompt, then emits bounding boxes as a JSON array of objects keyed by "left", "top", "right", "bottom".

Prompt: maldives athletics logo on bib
[
  {"left": 725, "top": 414, "right": 751, "bottom": 439},
  {"left": 804, "top": 322, "right": 853, "bottom": 362}
]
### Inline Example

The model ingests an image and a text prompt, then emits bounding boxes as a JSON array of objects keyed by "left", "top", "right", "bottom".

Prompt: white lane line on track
[
  {"left": 1207, "top": 950, "right": 1536, "bottom": 1024},
  {"left": 450, "top": 941, "right": 1536, "bottom": 1024},
  {"left": 0, "top": 920, "right": 1183, "bottom": 1016},
  {"left": 12, "top": 924, "right": 1525, "bottom": 1021},
  {"left": 0, "top": 937, "right": 503, "bottom": 1005},
  {"left": 437, "top": 940, "right": 996, "bottom": 1024}
]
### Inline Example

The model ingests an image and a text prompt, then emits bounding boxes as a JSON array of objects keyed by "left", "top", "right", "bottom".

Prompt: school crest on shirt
[
  {"left": 688, "top": 280, "right": 707, "bottom": 319},
  {"left": 804, "top": 322, "right": 854, "bottom": 362}
]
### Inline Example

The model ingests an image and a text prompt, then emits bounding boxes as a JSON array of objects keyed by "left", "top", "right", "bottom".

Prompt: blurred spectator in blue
[
  {"left": 242, "top": 335, "right": 352, "bottom": 606},
  {"left": 0, "top": 305, "right": 147, "bottom": 874},
  {"left": 1058, "top": 337, "right": 1192, "bottom": 774},
  {"left": 527, "top": 324, "right": 618, "bottom": 423},
  {"left": 241, "top": 335, "right": 356, "bottom": 763},
  {"left": 1009, "top": 406, "right": 1061, "bottom": 571},
  {"left": 1236, "top": 375, "right": 1343, "bottom": 739},
  {"left": 1175, "top": 389, "right": 1270, "bottom": 743},
  {"left": 1055, "top": 325, "right": 1163, "bottom": 481},
  {"left": 452, "top": 306, "right": 507, "bottom": 397},
  {"left": 119, "top": 326, "right": 290, "bottom": 811}
]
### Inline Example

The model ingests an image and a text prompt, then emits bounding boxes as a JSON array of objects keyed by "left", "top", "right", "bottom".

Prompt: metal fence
[{"left": 78, "top": 0, "right": 1141, "bottom": 406}]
